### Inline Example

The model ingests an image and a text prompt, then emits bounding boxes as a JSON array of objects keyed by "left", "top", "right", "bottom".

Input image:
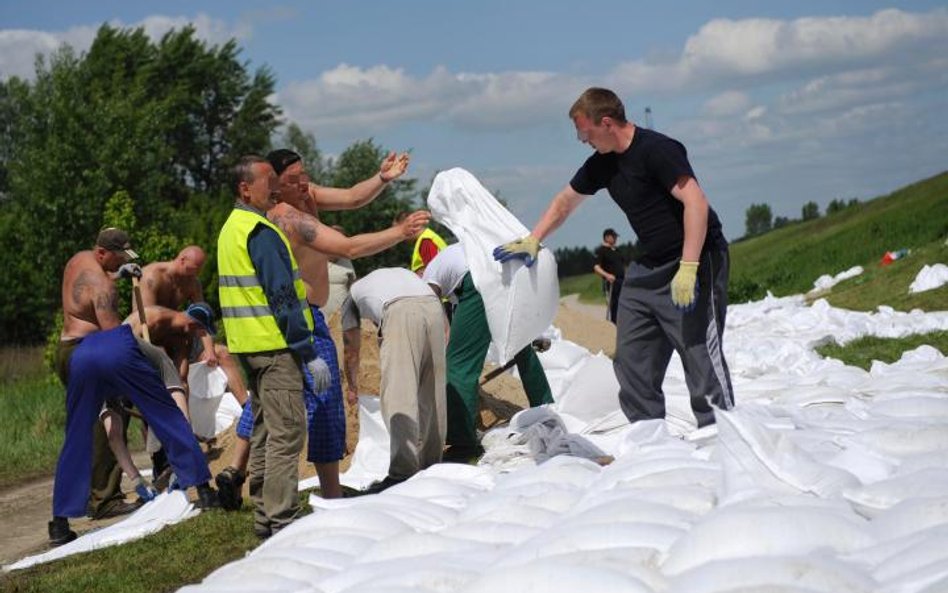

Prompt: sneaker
[
  {"left": 195, "top": 483, "right": 221, "bottom": 510},
  {"left": 214, "top": 466, "right": 246, "bottom": 511},
  {"left": 254, "top": 525, "right": 272, "bottom": 540},
  {"left": 90, "top": 497, "right": 143, "bottom": 520},
  {"left": 48, "top": 517, "right": 77, "bottom": 547},
  {"left": 363, "top": 475, "right": 406, "bottom": 495}
]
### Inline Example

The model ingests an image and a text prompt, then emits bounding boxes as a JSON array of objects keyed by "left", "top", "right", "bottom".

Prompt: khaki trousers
[
  {"left": 379, "top": 297, "right": 447, "bottom": 480},
  {"left": 239, "top": 349, "right": 306, "bottom": 534}
]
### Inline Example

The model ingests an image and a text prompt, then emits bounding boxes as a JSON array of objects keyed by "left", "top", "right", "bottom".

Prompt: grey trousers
[
  {"left": 614, "top": 249, "right": 735, "bottom": 427},
  {"left": 239, "top": 349, "right": 306, "bottom": 534},
  {"left": 379, "top": 297, "right": 447, "bottom": 480}
]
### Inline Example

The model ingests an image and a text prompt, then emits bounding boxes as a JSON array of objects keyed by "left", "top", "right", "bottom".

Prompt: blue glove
[
  {"left": 134, "top": 477, "right": 158, "bottom": 502},
  {"left": 305, "top": 357, "right": 332, "bottom": 394},
  {"left": 493, "top": 235, "right": 541, "bottom": 267}
]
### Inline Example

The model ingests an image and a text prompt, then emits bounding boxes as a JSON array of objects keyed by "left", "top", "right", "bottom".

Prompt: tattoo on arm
[
  {"left": 94, "top": 285, "right": 118, "bottom": 314},
  {"left": 72, "top": 270, "right": 91, "bottom": 305},
  {"left": 297, "top": 215, "right": 317, "bottom": 244}
]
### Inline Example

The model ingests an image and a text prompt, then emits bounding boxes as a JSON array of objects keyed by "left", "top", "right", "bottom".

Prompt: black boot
[
  {"left": 214, "top": 466, "right": 246, "bottom": 511},
  {"left": 48, "top": 516, "right": 77, "bottom": 547},
  {"left": 195, "top": 483, "right": 221, "bottom": 509}
]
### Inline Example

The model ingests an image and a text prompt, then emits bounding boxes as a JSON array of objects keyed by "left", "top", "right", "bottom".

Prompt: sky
[{"left": 2, "top": 1, "right": 947, "bottom": 249}]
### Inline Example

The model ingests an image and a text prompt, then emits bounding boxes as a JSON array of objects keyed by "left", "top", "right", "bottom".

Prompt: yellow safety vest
[
  {"left": 217, "top": 208, "right": 314, "bottom": 353},
  {"left": 410, "top": 228, "right": 447, "bottom": 272}
]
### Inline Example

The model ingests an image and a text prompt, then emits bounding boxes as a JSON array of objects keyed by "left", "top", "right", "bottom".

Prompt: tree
[
  {"left": 827, "top": 199, "right": 846, "bottom": 215},
  {"left": 1, "top": 24, "right": 280, "bottom": 343},
  {"left": 281, "top": 123, "right": 326, "bottom": 185},
  {"left": 801, "top": 201, "right": 820, "bottom": 221},
  {"left": 744, "top": 203, "right": 773, "bottom": 237},
  {"left": 774, "top": 216, "right": 791, "bottom": 229}
]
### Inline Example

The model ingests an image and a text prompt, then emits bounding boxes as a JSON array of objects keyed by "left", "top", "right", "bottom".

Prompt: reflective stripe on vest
[
  {"left": 217, "top": 208, "right": 314, "bottom": 353},
  {"left": 410, "top": 228, "right": 447, "bottom": 272}
]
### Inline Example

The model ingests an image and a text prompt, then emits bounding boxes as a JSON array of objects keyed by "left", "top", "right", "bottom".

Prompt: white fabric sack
[
  {"left": 909, "top": 263, "right": 948, "bottom": 293},
  {"left": 339, "top": 395, "right": 390, "bottom": 490},
  {"left": 187, "top": 362, "right": 240, "bottom": 439},
  {"left": 555, "top": 353, "right": 622, "bottom": 423},
  {"left": 427, "top": 167, "right": 559, "bottom": 363}
]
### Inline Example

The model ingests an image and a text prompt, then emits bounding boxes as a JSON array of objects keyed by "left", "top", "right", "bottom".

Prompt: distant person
[
  {"left": 593, "top": 228, "right": 626, "bottom": 323},
  {"left": 423, "top": 243, "right": 552, "bottom": 461},
  {"left": 340, "top": 268, "right": 448, "bottom": 493},
  {"left": 217, "top": 155, "right": 331, "bottom": 538},
  {"left": 50, "top": 228, "right": 217, "bottom": 546},
  {"left": 494, "top": 87, "right": 734, "bottom": 429}
]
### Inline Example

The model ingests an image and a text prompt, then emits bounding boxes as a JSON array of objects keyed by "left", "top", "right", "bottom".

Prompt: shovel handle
[{"left": 132, "top": 276, "right": 151, "bottom": 343}]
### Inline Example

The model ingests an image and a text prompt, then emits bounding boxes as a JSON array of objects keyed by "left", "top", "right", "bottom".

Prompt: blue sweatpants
[
  {"left": 235, "top": 306, "right": 345, "bottom": 463},
  {"left": 53, "top": 325, "right": 210, "bottom": 517}
]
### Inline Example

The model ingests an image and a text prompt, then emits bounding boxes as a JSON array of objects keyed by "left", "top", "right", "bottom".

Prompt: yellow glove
[
  {"left": 493, "top": 235, "right": 541, "bottom": 267},
  {"left": 670, "top": 261, "right": 699, "bottom": 310}
]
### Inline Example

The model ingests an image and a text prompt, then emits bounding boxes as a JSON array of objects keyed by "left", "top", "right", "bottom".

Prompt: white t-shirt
[
  {"left": 421, "top": 242, "right": 468, "bottom": 298},
  {"left": 341, "top": 268, "right": 436, "bottom": 330}
]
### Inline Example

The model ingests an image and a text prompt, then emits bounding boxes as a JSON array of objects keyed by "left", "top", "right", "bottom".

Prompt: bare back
[
  {"left": 269, "top": 202, "right": 330, "bottom": 307},
  {"left": 61, "top": 251, "right": 121, "bottom": 339},
  {"left": 139, "top": 262, "right": 203, "bottom": 310}
]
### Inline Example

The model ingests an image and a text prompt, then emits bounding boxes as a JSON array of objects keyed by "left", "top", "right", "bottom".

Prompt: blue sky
[{"left": 2, "top": 1, "right": 947, "bottom": 249}]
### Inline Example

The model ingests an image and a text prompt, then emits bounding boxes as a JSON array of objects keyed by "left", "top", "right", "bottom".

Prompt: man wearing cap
[
  {"left": 217, "top": 155, "right": 332, "bottom": 537},
  {"left": 50, "top": 228, "right": 217, "bottom": 546},
  {"left": 593, "top": 228, "right": 626, "bottom": 324},
  {"left": 494, "top": 87, "right": 734, "bottom": 430},
  {"left": 214, "top": 148, "right": 428, "bottom": 507}
]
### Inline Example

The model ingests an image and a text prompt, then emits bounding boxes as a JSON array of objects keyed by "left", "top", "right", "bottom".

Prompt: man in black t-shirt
[
  {"left": 593, "top": 228, "right": 626, "bottom": 323},
  {"left": 494, "top": 87, "right": 734, "bottom": 428}
]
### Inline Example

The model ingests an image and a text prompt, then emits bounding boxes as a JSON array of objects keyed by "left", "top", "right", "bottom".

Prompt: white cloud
[
  {"left": 703, "top": 91, "right": 751, "bottom": 116},
  {"left": 0, "top": 14, "right": 247, "bottom": 80}
]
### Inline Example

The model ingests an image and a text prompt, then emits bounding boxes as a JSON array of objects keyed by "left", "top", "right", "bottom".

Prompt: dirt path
[{"left": 0, "top": 299, "right": 616, "bottom": 567}]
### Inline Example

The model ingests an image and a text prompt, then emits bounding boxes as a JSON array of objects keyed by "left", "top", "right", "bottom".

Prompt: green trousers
[{"left": 446, "top": 273, "right": 553, "bottom": 448}]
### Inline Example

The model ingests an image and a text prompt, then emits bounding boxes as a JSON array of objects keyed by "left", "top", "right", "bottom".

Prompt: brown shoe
[
  {"left": 90, "top": 497, "right": 143, "bottom": 520},
  {"left": 214, "top": 466, "right": 246, "bottom": 511}
]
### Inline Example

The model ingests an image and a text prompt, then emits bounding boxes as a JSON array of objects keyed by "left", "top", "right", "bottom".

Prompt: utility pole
[{"left": 644, "top": 106, "right": 653, "bottom": 129}]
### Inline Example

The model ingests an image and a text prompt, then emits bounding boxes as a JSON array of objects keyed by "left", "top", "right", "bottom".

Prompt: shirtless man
[
  {"left": 50, "top": 228, "right": 217, "bottom": 546},
  {"left": 213, "top": 148, "right": 428, "bottom": 507},
  {"left": 136, "top": 246, "right": 248, "bottom": 404}
]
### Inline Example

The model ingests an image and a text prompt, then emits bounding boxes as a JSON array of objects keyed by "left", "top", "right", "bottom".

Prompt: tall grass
[
  {"left": 559, "top": 273, "right": 608, "bottom": 304},
  {"left": 0, "top": 347, "right": 66, "bottom": 485}
]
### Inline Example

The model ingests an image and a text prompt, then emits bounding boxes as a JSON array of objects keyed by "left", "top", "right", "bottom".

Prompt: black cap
[
  {"left": 266, "top": 149, "right": 302, "bottom": 176},
  {"left": 186, "top": 302, "right": 217, "bottom": 336},
  {"left": 603, "top": 228, "right": 618, "bottom": 239},
  {"left": 96, "top": 228, "right": 139, "bottom": 260}
]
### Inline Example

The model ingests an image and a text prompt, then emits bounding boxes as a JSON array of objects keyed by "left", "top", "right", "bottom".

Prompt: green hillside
[{"left": 729, "top": 171, "right": 948, "bottom": 305}]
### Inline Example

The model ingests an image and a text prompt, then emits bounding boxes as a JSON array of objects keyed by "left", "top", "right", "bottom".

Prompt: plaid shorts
[{"left": 235, "top": 306, "right": 345, "bottom": 463}]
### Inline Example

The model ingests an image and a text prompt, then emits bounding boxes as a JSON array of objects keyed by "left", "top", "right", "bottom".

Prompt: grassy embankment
[{"left": 2, "top": 172, "right": 946, "bottom": 592}]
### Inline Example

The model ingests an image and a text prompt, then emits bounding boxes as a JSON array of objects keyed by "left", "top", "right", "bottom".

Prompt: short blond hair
[{"left": 569, "top": 87, "right": 628, "bottom": 124}]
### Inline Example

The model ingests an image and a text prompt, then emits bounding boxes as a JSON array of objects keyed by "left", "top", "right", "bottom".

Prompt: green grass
[
  {"left": 559, "top": 273, "right": 609, "bottom": 304},
  {"left": 815, "top": 330, "right": 948, "bottom": 371},
  {"left": 0, "top": 508, "right": 260, "bottom": 593},
  {"left": 820, "top": 238, "right": 948, "bottom": 312},
  {"left": 729, "top": 171, "right": 948, "bottom": 303}
]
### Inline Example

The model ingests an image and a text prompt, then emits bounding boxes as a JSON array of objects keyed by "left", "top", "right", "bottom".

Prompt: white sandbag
[
  {"left": 662, "top": 506, "right": 874, "bottom": 574},
  {"left": 486, "top": 481, "right": 585, "bottom": 513},
  {"left": 187, "top": 363, "right": 236, "bottom": 439},
  {"left": 848, "top": 424, "right": 948, "bottom": 457},
  {"left": 537, "top": 338, "right": 590, "bottom": 371},
  {"left": 667, "top": 555, "right": 877, "bottom": 593},
  {"left": 562, "top": 497, "right": 698, "bottom": 530},
  {"left": 178, "top": 577, "right": 314, "bottom": 593},
  {"left": 868, "top": 396, "right": 948, "bottom": 420},
  {"left": 456, "top": 497, "right": 560, "bottom": 529},
  {"left": 501, "top": 522, "right": 684, "bottom": 566},
  {"left": 492, "top": 455, "right": 602, "bottom": 490},
  {"left": 262, "top": 508, "right": 412, "bottom": 549},
  {"left": 844, "top": 469, "right": 948, "bottom": 518},
  {"left": 356, "top": 531, "right": 490, "bottom": 563},
  {"left": 594, "top": 457, "right": 719, "bottom": 491},
  {"left": 870, "top": 497, "right": 948, "bottom": 540},
  {"left": 461, "top": 562, "right": 653, "bottom": 593},
  {"left": 339, "top": 395, "right": 390, "bottom": 490},
  {"left": 873, "top": 527, "right": 948, "bottom": 585},
  {"left": 441, "top": 520, "right": 542, "bottom": 545},
  {"left": 583, "top": 485, "right": 718, "bottom": 516},
  {"left": 318, "top": 557, "right": 481, "bottom": 593},
  {"left": 909, "top": 263, "right": 948, "bottom": 293},
  {"left": 255, "top": 533, "right": 375, "bottom": 557},
  {"left": 554, "top": 354, "right": 622, "bottom": 423},
  {"left": 427, "top": 167, "right": 559, "bottom": 363},
  {"left": 716, "top": 406, "right": 859, "bottom": 503},
  {"left": 202, "top": 555, "right": 332, "bottom": 586},
  {"left": 520, "top": 549, "right": 668, "bottom": 591},
  {"left": 249, "top": 546, "right": 351, "bottom": 571}
]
